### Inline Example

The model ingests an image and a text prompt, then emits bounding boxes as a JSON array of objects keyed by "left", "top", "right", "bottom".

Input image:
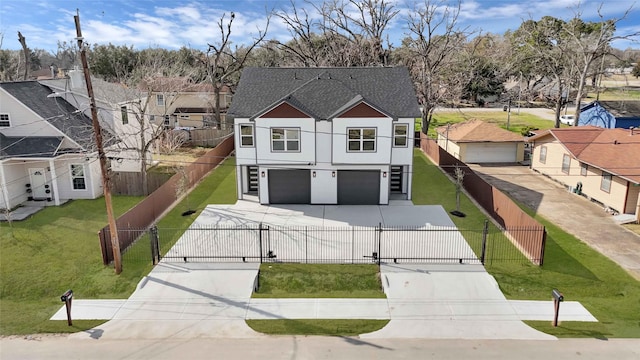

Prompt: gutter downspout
[
  {"left": 0, "top": 160, "right": 10, "bottom": 209},
  {"left": 49, "top": 159, "right": 60, "bottom": 206}
]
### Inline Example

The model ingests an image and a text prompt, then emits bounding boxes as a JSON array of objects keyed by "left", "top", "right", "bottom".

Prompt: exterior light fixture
[
  {"left": 383, "top": 172, "right": 387, "bottom": 178},
  {"left": 312, "top": 171, "right": 316, "bottom": 178},
  {"left": 261, "top": 171, "right": 265, "bottom": 178},
  {"left": 332, "top": 171, "right": 336, "bottom": 177}
]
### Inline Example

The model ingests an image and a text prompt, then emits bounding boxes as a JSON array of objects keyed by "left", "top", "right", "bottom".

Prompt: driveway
[
  {"left": 60, "top": 202, "right": 596, "bottom": 340},
  {"left": 469, "top": 164, "right": 640, "bottom": 280}
]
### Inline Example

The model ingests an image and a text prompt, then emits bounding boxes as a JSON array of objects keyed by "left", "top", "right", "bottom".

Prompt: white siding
[
  {"left": 332, "top": 117, "right": 392, "bottom": 164},
  {"left": 311, "top": 167, "right": 337, "bottom": 204},
  {"left": 234, "top": 120, "right": 257, "bottom": 165},
  {"left": 254, "top": 117, "right": 315, "bottom": 165},
  {"left": 390, "top": 118, "right": 414, "bottom": 165},
  {"left": 0, "top": 89, "right": 63, "bottom": 138}
]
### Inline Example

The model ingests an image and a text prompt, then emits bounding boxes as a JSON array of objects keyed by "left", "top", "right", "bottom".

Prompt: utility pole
[
  {"left": 74, "top": 11, "right": 122, "bottom": 274},
  {"left": 506, "top": 99, "right": 511, "bottom": 130}
]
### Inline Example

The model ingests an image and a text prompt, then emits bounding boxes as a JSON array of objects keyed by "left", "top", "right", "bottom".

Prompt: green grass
[
  {"left": 0, "top": 157, "right": 237, "bottom": 336},
  {"left": 586, "top": 87, "right": 640, "bottom": 101},
  {"left": 252, "top": 264, "right": 385, "bottom": 298},
  {"left": 246, "top": 319, "right": 389, "bottom": 336},
  {"left": 0, "top": 196, "right": 144, "bottom": 335},
  {"left": 412, "top": 149, "right": 640, "bottom": 338}
]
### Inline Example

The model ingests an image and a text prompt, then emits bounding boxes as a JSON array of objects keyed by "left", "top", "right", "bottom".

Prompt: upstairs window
[
  {"left": 348, "top": 128, "right": 376, "bottom": 152},
  {"left": 70, "top": 164, "right": 86, "bottom": 190},
  {"left": 240, "top": 125, "right": 254, "bottom": 147},
  {"left": 120, "top": 106, "right": 128, "bottom": 125},
  {"left": 580, "top": 163, "right": 588, "bottom": 176},
  {"left": 0, "top": 114, "right": 10, "bottom": 127},
  {"left": 393, "top": 124, "right": 408, "bottom": 147},
  {"left": 271, "top": 128, "right": 300, "bottom": 152},
  {"left": 156, "top": 94, "right": 164, "bottom": 106}
]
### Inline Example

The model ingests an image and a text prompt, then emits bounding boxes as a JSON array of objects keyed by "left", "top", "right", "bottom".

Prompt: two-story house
[
  {"left": 228, "top": 67, "right": 421, "bottom": 205},
  {"left": 140, "top": 77, "right": 232, "bottom": 129},
  {"left": 0, "top": 81, "right": 103, "bottom": 210},
  {"left": 40, "top": 69, "right": 152, "bottom": 173}
]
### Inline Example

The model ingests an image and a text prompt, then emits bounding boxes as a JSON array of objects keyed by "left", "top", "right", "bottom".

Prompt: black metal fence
[{"left": 118, "top": 221, "right": 545, "bottom": 266}]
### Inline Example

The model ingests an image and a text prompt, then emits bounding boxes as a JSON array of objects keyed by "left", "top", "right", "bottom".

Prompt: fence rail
[{"left": 117, "top": 222, "right": 545, "bottom": 266}]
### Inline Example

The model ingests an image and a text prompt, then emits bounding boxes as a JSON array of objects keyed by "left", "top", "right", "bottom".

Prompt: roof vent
[
  {"left": 614, "top": 140, "right": 619, "bottom": 145},
  {"left": 631, "top": 126, "right": 635, "bottom": 136}
]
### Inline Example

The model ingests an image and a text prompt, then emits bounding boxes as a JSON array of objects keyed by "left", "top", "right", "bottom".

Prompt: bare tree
[
  {"left": 203, "top": 12, "right": 270, "bottom": 128},
  {"left": 401, "top": 0, "right": 470, "bottom": 134},
  {"left": 274, "top": 0, "right": 324, "bottom": 66},
  {"left": 17, "top": 31, "right": 29, "bottom": 80},
  {"left": 314, "top": 0, "right": 398, "bottom": 66},
  {"left": 563, "top": 5, "right": 640, "bottom": 124}
]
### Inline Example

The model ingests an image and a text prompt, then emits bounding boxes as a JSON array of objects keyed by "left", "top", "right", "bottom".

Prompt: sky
[{"left": 1, "top": 0, "right": 639, "bottom": 53}]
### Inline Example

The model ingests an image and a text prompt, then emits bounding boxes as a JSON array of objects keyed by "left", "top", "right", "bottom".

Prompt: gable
[
  {"left": 260, "top": 102, "right": 311, "bottom": 118},
  {"left": 338, "top": 102, "right": 387, "bottom": 118}
]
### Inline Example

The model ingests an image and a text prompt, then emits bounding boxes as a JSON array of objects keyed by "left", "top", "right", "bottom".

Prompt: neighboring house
[
  {"left": 579, "top": 100, "right": 640, "bottom": 129},
  {"left": 229, "top": 67, "right": 421, "bottom": 205},
  {"left": 0, "top": 81, "right": 103, "bottom": 210},
  {"left": 40, "top": 69, "right": 153, "bottom": 173},
  {"left": 140, "top": 77, "right": 231, "bottom": 129},
  {"left": 528, "top": 126, "right": 640, "bottom": 220},
  {"left": 435, "top": 119, "right": 525, "bottom": 163}
]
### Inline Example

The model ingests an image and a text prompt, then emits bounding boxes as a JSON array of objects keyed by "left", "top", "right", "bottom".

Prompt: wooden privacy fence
[
  {"left": 420, "top": 133, "right": 546, "bottom": 265},
  {"left": 189, "top": 128, "right": 233, "bottom": 147},
  {"left": 99, "top": 135, "right": 234, "bottom": 265}
]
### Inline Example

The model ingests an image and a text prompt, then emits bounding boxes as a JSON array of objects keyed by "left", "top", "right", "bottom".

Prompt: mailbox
[
  {"left": 61, "top": 289, "right": 73, "bottom": 302},
  {"left": 552, "top": 289, "right": 563, "bottom": 302},
  {"left": 551, "top": 288, "right": 563, "bottom": 327},
  {"left": 60, "top": 289, "right": 73, "bottom": 326}
]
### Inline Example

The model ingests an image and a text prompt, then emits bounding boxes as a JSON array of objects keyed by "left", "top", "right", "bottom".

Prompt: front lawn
[
  {"left": 0, "top": 196, "right": 144, "bottom": 335},
  {"left": 412, "top": 149, "right": 640, "bottom": 338}
]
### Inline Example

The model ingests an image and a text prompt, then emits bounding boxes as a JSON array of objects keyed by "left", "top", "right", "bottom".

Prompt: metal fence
[
  {"left": 420, "top": 133, "right": 546, "bottom": 264},
  {"left": 117, "top": 221, "right": 545, "bottom": 266}
]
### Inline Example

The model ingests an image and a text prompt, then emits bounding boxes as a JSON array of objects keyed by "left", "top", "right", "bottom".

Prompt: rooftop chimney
[{"left": 68, "top": 65, "right": 85, "bottom": 90}]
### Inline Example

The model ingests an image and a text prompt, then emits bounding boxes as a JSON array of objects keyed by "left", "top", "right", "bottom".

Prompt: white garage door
[{"left": 464, "top": 143, "right": 517, "bottom": 163}]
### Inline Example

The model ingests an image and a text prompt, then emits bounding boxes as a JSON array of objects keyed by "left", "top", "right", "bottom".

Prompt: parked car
[{"left": 559, "top": 114, "right": 576, "bottom": 126}]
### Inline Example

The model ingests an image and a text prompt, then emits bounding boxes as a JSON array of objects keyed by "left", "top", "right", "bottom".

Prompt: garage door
[
  {"left": 338, "top": 170, "right": 380, "bottom": 205},
  {"left": 268, "top": 170, "right": 311, "bottom": 204},
  {"left": 464, "top": 143, "right": 517, "bottom": 163}
]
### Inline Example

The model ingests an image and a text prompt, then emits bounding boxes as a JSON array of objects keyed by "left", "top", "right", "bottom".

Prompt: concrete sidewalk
[{"left": 53, "top": 263, "right": 596, "bottom": 340}]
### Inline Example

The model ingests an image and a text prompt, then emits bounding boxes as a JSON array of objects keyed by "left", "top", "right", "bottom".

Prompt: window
[
  {"left": 580, "top": 163, "right": 588, "bottom": 176},
  {"left": 393, "top": 124, "right": 408, "bottom": 147},
  {"left": 601, "top": 172, "right": 612, "bottom": 193},
  {"left": 70, "top": 164, "right": 86, "bottom": 190},
  {"left": 149, "top": 115, "right": 155, "bottom": 122},
  {"left": 271, "top": 128, "right": 300, "bottom": 152},
  {"left": 240, "top": 125, "right": 254, "bottom": 147},
  {"left": 156, "top": 94, "right": 164, "bottom": 106},
  {"left": 164, "top": 115, "right": 170, "bottom": 126},
  {"left": 539, "top": 146, "right": 547, "bottom": 163},
  {"left": 348, "top": 128, "right": 376, "bottom": 152},
  {"left": 120, "top": 106, "right": 128, "bottom": 125},
  {"left": 179, "top": 114, "right": 190, "bottom": 120},
  {"left": 562, "top": 154, "right": 570, "bottom": 174},
  {"left": 0, "top": 114, "right": 10, "bottom": 127}
]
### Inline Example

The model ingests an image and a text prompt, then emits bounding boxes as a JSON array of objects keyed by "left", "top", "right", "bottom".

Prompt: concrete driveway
[
  {"left": 469, "top": 164, "right": 640, "bottom": 280},
  {"left": 59, "top": 202, "right": 596, "bottom": 340}
]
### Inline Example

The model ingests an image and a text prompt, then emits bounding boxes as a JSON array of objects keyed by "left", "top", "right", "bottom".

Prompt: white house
[
  {"left": 40, "top": 70, "right": 153, "bottom": 173},
  {"left": 228, "top": 67, "right": 421, "bottom": 205},
  {"left": 0, "top": 81, "right": 103, "bottom": 210}
]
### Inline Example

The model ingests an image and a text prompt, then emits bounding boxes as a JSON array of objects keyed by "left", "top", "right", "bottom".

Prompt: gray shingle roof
[
  {"left": 227, "top": 67, "right": 421, "bottom": 121},
  {"left": 0, "top": 81, "right": 94, "bottom": 151},
  {"left": 0, "top": 133, "right": 63, "bottom": 159}
]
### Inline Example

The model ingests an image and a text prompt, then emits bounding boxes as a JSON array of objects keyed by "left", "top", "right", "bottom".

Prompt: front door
[{"left": 28, "top": 168, "right": 47, "bottom": 199}]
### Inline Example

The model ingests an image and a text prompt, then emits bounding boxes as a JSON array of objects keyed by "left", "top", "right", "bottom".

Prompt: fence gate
[{"left": 153, "top": 223, "right": 495, "bottom": 265}]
